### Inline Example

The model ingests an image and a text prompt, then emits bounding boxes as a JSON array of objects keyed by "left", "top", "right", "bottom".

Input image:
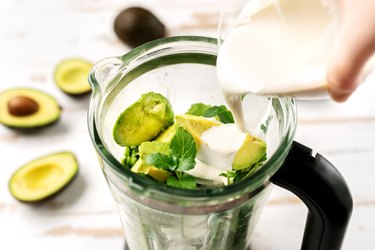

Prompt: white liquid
[
  {"left": 217, "top": 0, "right": 337, "bottom": 100},
  {"left": 217, "top": 0, "right": 341, "bottom": 129},
  {"left": 187, "top": 124, "right": 249, "bottom": 185},
  {"left": 187, "top": 159, "right": 228, "bottom": 184},
  {"left": 199, "top": 124, "right": 247, "bottom": 170}
]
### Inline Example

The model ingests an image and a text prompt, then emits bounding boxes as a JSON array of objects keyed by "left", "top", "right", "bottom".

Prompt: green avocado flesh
[
  {"left": 54, "top": 58, "right": 93, "bottom": 95},
  {"left": 0, "top": 88, "right": 61, "bottom": 129},
  {"left": 9, "top": 152, "right": 79, "bottom": 203},
  {"left": 130, "top": 140, "right": 172, "bottom": 182},
  {"left": 113, "top": 92, "right": 174, "bottom": 146},
  {"left": 233, "top": 135, "right": 267, "bottom": 170}
]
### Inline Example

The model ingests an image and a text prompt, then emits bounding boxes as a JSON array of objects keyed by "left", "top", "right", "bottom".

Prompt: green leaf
[
  {"left": 219, "top": 170, "right": 237, "bottom": 179},
  {"left": 167, "top": 173, "right": 196, "bottom": 189},
  {"left": 170, "top": 127, "right": 197, "bottom": 160},
  {"left": 145, "top": 153, "right": 176, "bottom": 170},
  {"left": 185, "top": 103, "right": 212, "bottom": 116},
  {"left": 177, "top": 157, "right": 196, "bottom": 171},
  {"left": 220, "top": 170, "right": 237, "bottom": 185},
  {"left": 203, "top": 105, "right": 234, "bottom": 124},
  {"left": 122, "top": 146, "right": 139, "bottom": 168}
]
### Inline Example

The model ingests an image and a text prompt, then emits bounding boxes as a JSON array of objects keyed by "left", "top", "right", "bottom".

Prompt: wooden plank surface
[{"left": 1, "top": 0, "right": 375, "bottom": 249}]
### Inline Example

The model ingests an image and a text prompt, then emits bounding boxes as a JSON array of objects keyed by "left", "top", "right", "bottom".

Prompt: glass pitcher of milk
[{"left": 217, "top": 0, "right": 375, "bottom": 99}]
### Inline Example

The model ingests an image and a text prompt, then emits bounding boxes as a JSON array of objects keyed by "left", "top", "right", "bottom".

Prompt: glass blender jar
[{"left": 87, "top": 36, "right": 352, "bottom": 250}]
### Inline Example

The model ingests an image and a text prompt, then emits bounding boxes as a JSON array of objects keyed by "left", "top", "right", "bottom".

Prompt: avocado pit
[{"left": 7, "top": 95, "right": 39, "bottom": 116}]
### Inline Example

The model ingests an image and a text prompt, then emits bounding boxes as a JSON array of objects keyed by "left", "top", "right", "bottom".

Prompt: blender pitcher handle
[{"left": 271, "top": 141, "right": 353, "bottom": 250}]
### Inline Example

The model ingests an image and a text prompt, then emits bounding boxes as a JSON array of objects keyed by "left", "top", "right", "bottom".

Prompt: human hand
[{"left": 327, "top": 0, "right": 375, "bottom": 102}]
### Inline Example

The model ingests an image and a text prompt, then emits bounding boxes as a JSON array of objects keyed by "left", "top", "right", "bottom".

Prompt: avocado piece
[
  {"left": 54, "top": 58, "right": 93, "bottom": 96},
  {"left": 130, "top": 141, "right": 171, "bottom": 182},
  {"left": 113, "top": 92, "right": 174, "bottom": 146},
  {"left": 155, "top": 123, "right": 177, "bottom": 142},
  {"left": 8, "top": 151, "right": 79, "bottom": 203},
  {"left": 175, "top": 114, "right": 221, "bottom": 148},
  {"left": 0, "top": 88, "right": 61, "bottom": 130},
  {"left": 139, "top": 141, "right": 171, "bottom": 157},
  {"left": 232, "top": 135, "right": 267, "bottom": 170},
  {"left": 129, "top": 125, "right": 175, "bottom": 181},
  {"left": 114, "top": 7, "right": 167, "bottom": 48},
  {"left": 131, "top": 159, "right": 171, "bottom": 182}
]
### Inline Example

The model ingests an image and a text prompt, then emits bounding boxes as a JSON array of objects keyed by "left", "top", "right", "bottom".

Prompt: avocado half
[
  {"left": 9, "top": 151, "right": 79, "bottom": 203},
  {"left": 54, "top": 58, "right": 93, "bottom": 96},
  {"left": 0, "top": 88, "right": 61, "bottom": 130},
  {"left": 113, "top": 92, "right": 174, "bottom": 146}
]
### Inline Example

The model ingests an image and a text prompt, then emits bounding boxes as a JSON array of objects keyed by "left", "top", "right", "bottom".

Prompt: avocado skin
[
  {"left": 114, "top": 7, "right": 167, "bottom": 48},
  {"left": 1, "top": 117, "right": 61, "bottom": 132},
  {"left": 0, "top": 88, "right": 61, "bottom": 131},
  {"left": 8, "top": 151, "right": 79, "bottom": 203}
]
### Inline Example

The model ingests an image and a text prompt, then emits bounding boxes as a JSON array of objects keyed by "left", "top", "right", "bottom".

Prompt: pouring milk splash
[
  {"left": 217, "top": 0, "right": 338, "bottom": 128},
  {"left": 217, "top": 0, "right": 375, "bottom": 127}
]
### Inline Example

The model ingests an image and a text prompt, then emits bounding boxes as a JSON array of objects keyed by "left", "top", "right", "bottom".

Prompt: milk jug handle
[{"left": 271, "top": 141, "right": 353, "bottom": 250}]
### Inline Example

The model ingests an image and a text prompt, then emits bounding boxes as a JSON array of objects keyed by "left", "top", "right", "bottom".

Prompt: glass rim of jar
[{"left": 88, "top": 35, "right": 297, "bottom": 199}]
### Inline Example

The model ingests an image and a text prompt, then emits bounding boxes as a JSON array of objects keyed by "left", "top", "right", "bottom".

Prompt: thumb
[{"left": 327, "top": 3, "right": 375, "bottom": 102}]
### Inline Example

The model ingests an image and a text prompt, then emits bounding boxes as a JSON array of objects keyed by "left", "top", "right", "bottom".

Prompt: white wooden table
[{"left": 1, "top": 0, "right": 375, "bottom": 249}]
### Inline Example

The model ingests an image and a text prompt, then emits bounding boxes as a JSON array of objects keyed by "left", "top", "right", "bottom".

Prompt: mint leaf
[
  {"left": 203, "top": 105, "right": 234, "bottom": 124},
  {"left": 145, "top": 153, "right": 177, "bottom": 170},
  {"left": 167, "top": 173, "right": 196, "bottom": 190},
  {"left": 170, "top": 127, "right": 196, "bottom": 160},
  {"left": 177, "top": 157, "right": 196, "bottom": 171},
  {"left": 142, "top": 127, "right": 198, "bottom": 190},
  {"left": 186, "top": 103, "right": 234, "bottom": 124},
  {"left": 185, "top": 103, "right": 212, "bottom": 116}
]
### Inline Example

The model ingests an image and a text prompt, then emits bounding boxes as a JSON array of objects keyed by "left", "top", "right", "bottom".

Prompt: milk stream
[{"left": 217, "top": 0, "right": 375, "bottom": 129}]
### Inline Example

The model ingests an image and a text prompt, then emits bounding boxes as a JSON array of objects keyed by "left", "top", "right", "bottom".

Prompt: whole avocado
[{"left": 114, "top": 7, "right": 167, "bottom": 48}]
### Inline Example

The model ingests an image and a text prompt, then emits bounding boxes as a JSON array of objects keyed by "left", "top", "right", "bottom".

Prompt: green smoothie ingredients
[
  {"left": 0, "top": 88, "right": 61, "bottom": 130},
  {"left": 113, "top": 91, "right": 267, "bottom": 189},
  {"left": 9, "top": 151, "right": 79, "bottom": 203}
]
